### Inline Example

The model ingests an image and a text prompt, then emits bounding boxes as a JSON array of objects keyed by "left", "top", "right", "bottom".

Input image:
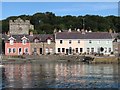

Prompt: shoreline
[{"left": 1, "top": 55, "right": 120, "bottom": 64}]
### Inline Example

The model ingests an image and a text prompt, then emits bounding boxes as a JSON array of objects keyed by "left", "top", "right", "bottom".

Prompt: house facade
[
  {"left": 55, "top": 32, "right": 85, "bottom": 55},
  {"left": 4, "top": 34, "right": 55, "bottom": 56},
  {"left": 30, "top": 34, "right": 55, "bottom": 55},
  {"left": 55, "top": 31, "right": 113, "bottom": 55},
  {"left": 5, "top": 35, "right": 31, "bottom": 56},
  {"left": 84, "top": 32, "right": 113, "bottom": 55}
]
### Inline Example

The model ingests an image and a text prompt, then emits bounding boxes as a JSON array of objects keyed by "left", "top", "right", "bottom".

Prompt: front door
[
  {"left": 18, "top": 48, "right": 22, "bottom": 55},
  {"left": 40, "top": 48, "right": 42, "bottom": 54},
  {"left": 66, "top": 49, "right": 68, "bottom": 55},
  {"left": 69, "top": 47, "right": 72, "bottom": 55}
]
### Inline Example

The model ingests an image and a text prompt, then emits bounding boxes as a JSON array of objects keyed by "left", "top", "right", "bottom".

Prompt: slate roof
[
  {"left": 55, "top": 32, "right": 112, "bottom": 39},
  {"left": 2, "top": 34, "right": 55, "bottom": 42}
]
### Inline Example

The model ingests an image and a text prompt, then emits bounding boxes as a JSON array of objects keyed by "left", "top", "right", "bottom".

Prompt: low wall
[{"left": 2, "top": 55, "right": 120, "bottom": 64}]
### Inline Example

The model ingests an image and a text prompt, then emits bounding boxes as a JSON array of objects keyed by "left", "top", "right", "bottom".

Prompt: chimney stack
[
  {"left": 89, "top": 30, "right": 92, "bottom": 32},
  {"left": 109, "top": 29, "right": 113, "bottom": 33},
  {"left": 77, "top": 29, "right": 80, "bottom": 32},
  {"left": 81, "top": 29, "right": 85, "bottom": 34},
  {"left": 85, "top": 30, "right": 88, "bottom": 32},
  {"left": 68, "top": 28, "right": 71, "bottom": 32},
  {"left": 7, "top": 31, "right": 10, "bottom": 36},
  {"left": 58, "top": 30, "right": 61, "bottom": 32},
  {"left": 29, "top": 31, "right": 33, "bottom": 36}
]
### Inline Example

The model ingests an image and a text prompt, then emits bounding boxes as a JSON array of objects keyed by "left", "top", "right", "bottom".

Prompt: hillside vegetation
[{"left": 1, "top": 12, "right": 120, "bottom": 34}]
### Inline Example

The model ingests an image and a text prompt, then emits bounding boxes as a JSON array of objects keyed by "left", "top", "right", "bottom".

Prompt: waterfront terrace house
[
  {"left": 29, "top": 33, "right": 55, "bottom": 55},
  {"left": 4, "top": 35, "right": 31, "bottom": 56},
  {"left": 55, "top": 30, "right": 113, "bottom": 55},
  {"left": 3, "top": 33, "right": 55, "bottom": 56}
]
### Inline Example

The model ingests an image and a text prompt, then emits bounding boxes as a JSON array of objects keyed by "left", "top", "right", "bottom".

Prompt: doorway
[
  {"left": 69, "top": 47, "right": 72, "bottom": 54},
  {"left": 66, "top": 49, "right": 68, "bottom": 55},
  {"left": 18, "top": 48, "right": 22, "bottom": 55},
  {"left": 40, "top": 48, "right": 42, "bottom": 54}
]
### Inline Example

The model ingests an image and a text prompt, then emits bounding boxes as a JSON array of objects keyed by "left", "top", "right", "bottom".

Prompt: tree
[{"left": 1, "top": 12, "right": 120, "bottom": 34}]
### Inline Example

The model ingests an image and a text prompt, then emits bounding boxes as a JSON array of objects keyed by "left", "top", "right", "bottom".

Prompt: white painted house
[{"left": 55, "top": 31, "right": 113, "bottom": 55}]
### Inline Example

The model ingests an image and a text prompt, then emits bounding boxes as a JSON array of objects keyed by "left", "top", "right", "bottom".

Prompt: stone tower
[{"left": 9, "top": 18, "right": 34, "bottom": 35}]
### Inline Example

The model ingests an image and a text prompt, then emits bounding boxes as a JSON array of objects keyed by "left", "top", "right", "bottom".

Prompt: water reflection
[{"left": 2, "top": 62, "right": 119, "bottom": 88}]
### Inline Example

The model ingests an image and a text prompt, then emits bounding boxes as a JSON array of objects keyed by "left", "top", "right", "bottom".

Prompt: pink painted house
[{"left": 5, "top": 35, "right": 31, "bottom": 56}]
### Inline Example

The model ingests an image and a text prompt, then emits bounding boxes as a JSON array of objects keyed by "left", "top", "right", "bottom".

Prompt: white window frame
[
  {"left": 60, "top": 40, "right": 63, "bottom": 44},
  {"left": 13, "top": 48, "right": 16, "bottom": 53},
  {"left": 22, "top": 39, "right": 27, "bottom": 45},
  {"left": 109, "top": 48, "right": 111, "bottom": 52},
  {"left": 24, "top": 48, "right": 28, "bottom": 53},
  {"left": 47, "top": 39, "right": 51, "bottom": 44},
  {"left": 69, "top": 40, "right": 72, "bottom": 44},
  {"left": 78, "top": 40, "right": 80, "bottom": 43},
  {"left": 105, "top": 47, "right": 107, "bottom": 53},
  {"left": 10, "top": 40, "right": 14, "bottom": 45},
  {"left": 45, "top": 48, "right": 49, "bottom": 54},
  {"left": 7, "top": 48, "right": 12, "bottom": 53},
  {"left": 89, "top": 40, "right": 92, "bottom": 43},
  {"left": 58, "top": 48, "right": 61, "bottom": 52}
]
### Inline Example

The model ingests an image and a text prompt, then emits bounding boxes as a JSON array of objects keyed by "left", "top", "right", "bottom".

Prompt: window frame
[
  {"left": 13, "top": 48, "right": 16, "bottom": 53},
  {"left": 62, "top": 48, "right": 65, "bottom": 52},
  {"left": 58, "top": 48, "right": 61, "bottom": 52},
  {"left": 89, "top": 40, "right": 92, "bottom": 43},
  {"left": 78, "top": 40, "right": 80, "bottom": 44},
  {"left": 10, "top": 40, "right": 14, "bottom": 45},
  {"left": 22, "top": 39, "right": 27, "bottom": 45},
  {"left": 69, "top": 40, "right": 72, "bottom": 44},
  {"left": 60, "top": 40, "right": 63, "bottom": 44},
  {"left": 80, "top": 48, "right": 83, "bottom": 52}
]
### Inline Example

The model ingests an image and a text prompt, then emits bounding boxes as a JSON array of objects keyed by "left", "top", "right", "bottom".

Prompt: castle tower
[{"left": 9, "top": 18, "right": 34, "bottom": 35}]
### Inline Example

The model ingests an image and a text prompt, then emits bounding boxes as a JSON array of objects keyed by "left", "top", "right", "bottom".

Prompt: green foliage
[{"left": 1, "top": 12, "right": 120, "bottom": 34}]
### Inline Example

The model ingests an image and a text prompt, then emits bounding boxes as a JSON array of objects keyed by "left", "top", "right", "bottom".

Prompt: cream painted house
[
  {"left": 55, "top": 31, "right": 113, "bottom": 55},
  {"left": 55, "top": 31, "right": 85, "bottom": 55}
]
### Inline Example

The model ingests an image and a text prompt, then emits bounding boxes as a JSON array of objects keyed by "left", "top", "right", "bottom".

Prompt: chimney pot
[{"left": 29, "top": 31, "right": 33, "bottom": 36}]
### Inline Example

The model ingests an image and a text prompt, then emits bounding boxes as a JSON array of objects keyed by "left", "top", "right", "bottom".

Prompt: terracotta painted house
[{"left": 4, "top": 35, "right": 31, "bottom": 56}]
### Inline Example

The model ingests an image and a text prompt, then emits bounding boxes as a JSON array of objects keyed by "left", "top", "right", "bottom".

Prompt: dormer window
[
  {"left": 47, "top": 37, "right": 52, "bottom": 44},
  {"left": 10, "top": 40, "right": 14, "bottom": 45},
  {"left": 34, "top": 38, "right": 39, "bottom": 43},
  {"left": 22, "top": 39, "right": 27, "bottom": 45},
  {"left": 21, "top": 36, "right": 28, "bottom": 45},
  {"left": 33, "top": 37, "right": 40, "bottom": 43},
  {"left": 8, "top": 36, "right": 15, "bottom": 45},
  {"left": 47, "top": 39, "right": 51, "bottom": 44}
]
